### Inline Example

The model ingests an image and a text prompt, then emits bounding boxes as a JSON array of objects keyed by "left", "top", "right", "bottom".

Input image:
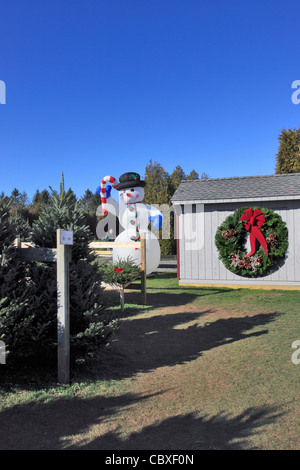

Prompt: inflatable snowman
[{"left": 97, "top": 172, "right": 163, "bottom": 275}]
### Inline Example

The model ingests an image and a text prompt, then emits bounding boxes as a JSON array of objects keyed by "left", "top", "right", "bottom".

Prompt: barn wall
[{"left": 178, "top": 199, "right": 300, "bottom": 286}]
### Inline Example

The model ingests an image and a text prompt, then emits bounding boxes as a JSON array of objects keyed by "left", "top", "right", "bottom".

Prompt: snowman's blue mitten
[
  {"left": 96, "top": 186, "right": 101, "bottom": 197},
  {"left": 106, "top": 184, "right": 112, "bottom": 198},
  {"left": 149, "top": 214, "right": 163, "bottom": 229}
]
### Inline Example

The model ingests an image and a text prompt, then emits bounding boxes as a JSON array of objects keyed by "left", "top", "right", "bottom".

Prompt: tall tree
[
  {"left": 143, "top": 160, "right": 171, "bottom": 205},
  {"left": 186, "top": 169, "right": 199, "bottom": 180},
  {"left": 9, "top": 188, "right": 29, "bottom": 213},
  {"left": 78, "top": 189, "right": 101, "bottom": 238},
  {"left": 78, "top": 189, "right": 100, "bottom": 216},
  {"left": 30, "top": 189, "right": 52, "bottom": 220},
  {"left": 275, "top": 128, "right": 300, "bottom": 174},
  {"left": 143, "top": 161, "right": 174, "bottom": 254},
  {"left": 169, "top": 165, "right": 186, "bottom": 195},
  {"left": 32, "top": 189, "right": 51, "bottom": 207}
]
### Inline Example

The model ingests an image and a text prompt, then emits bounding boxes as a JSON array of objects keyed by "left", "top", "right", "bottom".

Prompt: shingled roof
[{"left": 171, "top": 173, "right": 300, "bottom": 203}]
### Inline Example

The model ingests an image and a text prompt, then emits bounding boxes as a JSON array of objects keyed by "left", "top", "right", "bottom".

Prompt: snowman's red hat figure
[{"left": 96, "top": 172, "right": 162, "bottom": 275}]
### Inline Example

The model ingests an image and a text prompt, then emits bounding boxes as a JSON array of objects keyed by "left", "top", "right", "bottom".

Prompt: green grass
[{"left": 146, "top": 272, "right": 300, "bottom": 313}]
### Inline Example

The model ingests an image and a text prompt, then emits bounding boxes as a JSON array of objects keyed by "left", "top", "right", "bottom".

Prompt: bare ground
[{"left": 0, "top": 288, "right": 295, "bottom": 450}]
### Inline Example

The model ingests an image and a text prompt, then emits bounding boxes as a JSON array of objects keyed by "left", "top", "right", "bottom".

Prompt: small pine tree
[
  {"left": 98, "top": 259, "right": 141, "bottom": 312},
  {"left": 0, "top": 178, "right": 118, "bottom": 368},
  {"left": 29, "top": 179, "right": 118, "bottom": 361}
]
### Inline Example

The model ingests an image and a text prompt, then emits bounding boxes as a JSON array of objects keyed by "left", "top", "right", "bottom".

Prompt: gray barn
[{"left": 171, "top": 173, "right": 300, "bottom": 289}]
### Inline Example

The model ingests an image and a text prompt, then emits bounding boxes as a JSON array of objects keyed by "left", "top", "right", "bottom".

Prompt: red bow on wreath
[{"left": 240, "top": 208, "right": 268, "bottom": 257}]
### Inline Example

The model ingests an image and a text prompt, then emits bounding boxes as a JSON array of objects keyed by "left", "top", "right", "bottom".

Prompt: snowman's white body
[{"left": 103, "top": 187, "right": 162, "bottom": 275}]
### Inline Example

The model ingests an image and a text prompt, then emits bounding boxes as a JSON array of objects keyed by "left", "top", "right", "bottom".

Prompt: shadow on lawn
[
  {"left": 96, "top": 307, "right": 280, "bottom": 380},
  {"left": 0, "top": 390, "right": 283, "bottom": 450},
  {"left": 105, "top": 285, "right": 235, "bottom": 312}
]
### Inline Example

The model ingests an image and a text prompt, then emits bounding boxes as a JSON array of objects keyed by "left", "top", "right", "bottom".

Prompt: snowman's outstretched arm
[{"left": 145, "top": 204, "right": 163, "bottom": 229}]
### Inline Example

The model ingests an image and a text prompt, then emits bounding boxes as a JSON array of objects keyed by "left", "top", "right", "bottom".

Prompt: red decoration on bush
[
  {"left": 113, "top": 268, "right": 124, "bottom": 273},
  {"left": 240, "top": 208, "right": 268, "bottom": 257}
]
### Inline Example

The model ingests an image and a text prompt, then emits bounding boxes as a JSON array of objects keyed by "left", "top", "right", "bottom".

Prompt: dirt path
[
  {"left": 61, "top": 291, "right": 278, "bottom": 450},
  {"left": 0, "top": 290, "right": 285, "bottom": 450}
]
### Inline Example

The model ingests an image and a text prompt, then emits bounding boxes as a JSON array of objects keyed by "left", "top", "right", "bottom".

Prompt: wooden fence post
[{"left": 56, "top": 229, "right": 72, "bottom": 384}]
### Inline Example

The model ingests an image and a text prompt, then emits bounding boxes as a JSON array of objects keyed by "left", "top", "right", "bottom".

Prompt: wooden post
[
  {"left": 120, "top": 285, "right": 125, "bottom": 312},
  {"left": 140, "top": 235, "right": 147, "bottom": 304},
  {"left": 56, "top": 229, "right": 72, "bottom": 384},
  {"left": 16, "top": 235, "right": 21, "bottom": 249}
]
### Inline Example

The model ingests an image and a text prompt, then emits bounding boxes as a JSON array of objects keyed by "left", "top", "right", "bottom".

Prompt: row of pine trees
[
  {"left": 1, "top": 125, "right": 299, "bottom": 368},
  {"left": 0, "top": 162, "right": 204, "bottom": 368},
  {"left": 0, "top": 179, "right": 118, "bottom": 369},
  {"left": 1, "top": 162, "right": 205, "bottom": 255}
]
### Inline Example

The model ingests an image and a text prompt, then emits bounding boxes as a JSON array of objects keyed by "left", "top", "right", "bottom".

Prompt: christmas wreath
[{"left": 215, "top": 207, "right": 289, "bottom": 278}]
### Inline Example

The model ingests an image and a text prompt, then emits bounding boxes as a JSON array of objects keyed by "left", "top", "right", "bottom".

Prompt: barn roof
[{"left": 171, "top": 173, "right": 300, "bottom": 204}]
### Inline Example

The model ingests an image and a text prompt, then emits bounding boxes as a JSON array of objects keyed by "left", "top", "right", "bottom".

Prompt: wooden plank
[
  {"left": 56, "top": 230, "right": 71, "bottom": 384},
  {"left": 293, "top": 204, "right": 300, "bottom": 282},
  {"left": 18, "top": 246, "right": 57, "bottom": 263},
  {"left": 183, "top": 203, "right": 193, "bottom": 280},
  {"left": 89, "top": 241, "right": 141, "bottom": 249},
  {"left": 286, "top": 205, "right": 295, "bottom": 281}
]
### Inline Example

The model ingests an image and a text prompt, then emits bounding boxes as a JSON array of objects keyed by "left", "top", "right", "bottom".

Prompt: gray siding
[{"left": 178, "top": 200, "right": 300, "bottom": 286}]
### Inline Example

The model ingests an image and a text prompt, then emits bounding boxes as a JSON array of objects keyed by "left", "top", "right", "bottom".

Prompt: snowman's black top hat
[{"left": 117, "top": 172, "right": 146, "bottom": 190}]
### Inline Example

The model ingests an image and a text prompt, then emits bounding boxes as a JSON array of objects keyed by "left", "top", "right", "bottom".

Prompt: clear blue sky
[{"left": 1, "top": 0, "right": 300, "bottom": 200}]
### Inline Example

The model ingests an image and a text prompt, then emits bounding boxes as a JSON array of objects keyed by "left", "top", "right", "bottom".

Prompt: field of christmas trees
[{"left": 0, "top": 163, "right": 202, "bottom": 371}]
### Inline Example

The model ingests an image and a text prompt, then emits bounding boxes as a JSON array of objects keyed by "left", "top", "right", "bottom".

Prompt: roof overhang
[{"left": 171, "top": 195, "right": 300, "bottom": 205}]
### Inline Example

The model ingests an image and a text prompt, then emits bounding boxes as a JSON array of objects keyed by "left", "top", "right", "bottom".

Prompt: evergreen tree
[
  {"left": 141, "top": 161, "right": 208, "bottom": 255},
  {"left": 169, "top": 165, "right": 186, "bottom": 195},
  {"left": 9, "top": 188, "right": 29, "bottom": 215},
  {"left": 275, "top": 128, "right": 300, "bottom": 174},
  {"left": 30, "top": 181, "right": 117, "bottom": 361},
  {"left": 143, "top": 161, "right": 174, "bottom": 255},
  {"left": 186, "top": 169, "right": 199, "bottom": 180},
  {"left": 78, "top": 189, "right": 99, "bottom": 215},
  {"left": 8, "top": 188, "right": 32, "bottom": 227},
  {"left": 143, "top": 160, "right": 171, "bottom": 205},
  {"left": 0, "top": 199, "right": 33, "bottom": 363},
  {"left": 9, "top": 212, "right": 31, "bottom": 241},
  {"left": 78, "top": 189, "right": 100, "bottom": 237},
  {"left": 0, "top": 180, "right": 117, "bottom": 368},
  {"left": 32, "top": 189, "right": 51, "bottom": 207}
]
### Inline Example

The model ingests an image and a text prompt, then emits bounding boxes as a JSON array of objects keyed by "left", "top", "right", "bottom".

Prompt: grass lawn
[{"left": 1, "top": 273, "right": 300, "bottom": 450}]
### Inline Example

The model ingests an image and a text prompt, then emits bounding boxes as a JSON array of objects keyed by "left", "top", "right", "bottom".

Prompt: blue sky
[{"left": 0, "top": 0, "right": 300, "bottom": 200}]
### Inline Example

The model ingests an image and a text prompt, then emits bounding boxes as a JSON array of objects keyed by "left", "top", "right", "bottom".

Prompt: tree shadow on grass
[
  {"left": 81, "top": 405, "right": 283, "bottom": 450},
  {"left": 95, "top": 308, "right": 280, "bottom": 380},
  {"left": 104, "top": 286, "right": 235, "bottom": 313},
  {"left": 0, "top": 389, "right": 283, "bottom": 450}
]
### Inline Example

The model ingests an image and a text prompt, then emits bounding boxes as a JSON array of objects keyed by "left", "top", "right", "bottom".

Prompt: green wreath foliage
[{"left": 215, "top": 207, "right": 289, "bottom": 278}]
